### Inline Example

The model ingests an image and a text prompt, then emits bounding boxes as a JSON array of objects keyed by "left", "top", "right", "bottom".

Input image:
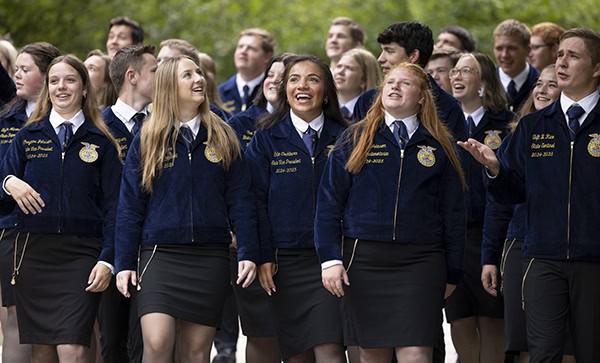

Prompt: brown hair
[
  {"left": 493, "top": 19, "right": 531, "bottom": 48},
  {"left": 560, "top": 28, "right": 600, "bottom": 65},
  {"left": 27, "top": 55, "right": 121, "bottom": 156},
  {"left": 109, "top": 16, "right": 144, "bottom": 44},
  {"left": 85, "top": 49, "right": 117, "bottom": 108},
  {"left": 109, "top": 44, "right": 156, "bottom": 94},
  {"left": 330, "top": 17, "right": 365, "bottom": 45},
  {"left": 345, "top": 63, "right": 466, "bottom": 188},
  {"left": 239, "top": 28, "right": 276, "bottom": 54}
]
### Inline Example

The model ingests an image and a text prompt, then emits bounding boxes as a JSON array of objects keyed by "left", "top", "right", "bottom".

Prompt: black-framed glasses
[{"left": 449, "top": 66, "right": 479, "bottom": 78}]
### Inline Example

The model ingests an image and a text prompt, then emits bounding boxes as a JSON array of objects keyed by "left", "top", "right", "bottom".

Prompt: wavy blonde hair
[
  {"left": 139, "top": 55, "right": 241, "bottom": 192},
  {"left": 345, "top": 63, "right": 466, "bottom": 188}
]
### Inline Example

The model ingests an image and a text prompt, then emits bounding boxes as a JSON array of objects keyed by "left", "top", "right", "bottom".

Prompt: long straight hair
[
  {"left": 345, "top": 63, "right": 466, "bottom": 188},
  {"left": 26, "top": 55, "right": 121, "bottom": 156},
  {"left": 139, "top": 55, "right": 241, "bottom": 192}
]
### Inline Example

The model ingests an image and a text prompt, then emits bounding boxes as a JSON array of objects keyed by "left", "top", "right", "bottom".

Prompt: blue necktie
[
  {"left": 302, "top": 127, "right": 317, "bottom": 156},
  {"left": 241, "top": 84, "right": 250, "bottom": 111},
  {"left": 567, "top": 104, "right": 585, "bottom": 141},
  {"left": 180, "top": 125, "right": 194, "bottom": 151},
  {"left": 394, "top": 120, "right": 409, "bottom": 149},
  {"left": 58, "top": 121, "right": 73, "bottom": 151},
  {"left": 340, "top": 106, "right": 351, "bottom": 119},
  {"left": 131, "top": 112, "right": 145, "bottom": 135},
  {"left": 507, "top": 80, "right": 518, "bottom": 106},
  {"left": 467, "top": 115, "right": 476, "bottom": 137}
]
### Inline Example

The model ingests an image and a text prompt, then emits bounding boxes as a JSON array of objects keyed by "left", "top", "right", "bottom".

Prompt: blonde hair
[
  {"left": 341, "top": 48, "right": 382, "bottom": 92},
  {"left": 345, "top": 63, "right": 466, "bottom": 188},
  {"left": 27, "top": 55, "right": 121, "bottom": 156},
  {"left": 139, "top": 56, "right": 241, "bottom": 192}
]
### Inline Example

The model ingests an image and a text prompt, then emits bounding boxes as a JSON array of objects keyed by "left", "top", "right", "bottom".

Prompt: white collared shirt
[
  {"left": 179, "top": 114, "right": 201, "bottom": 137},
  {"left": 498, "top": 63, "right": 530, "bottom": 92},
  {"left": 384, "top": 111, "right": 419, "bottom": 139},
  {"left": 290, "top": 110, "right": 325, "bottom": 138},
  {"left": 236, "top": 73, "right": 264, "bottom": 100},
  {"left": 25, "top": 101, "right": 36, "bottom": 117},
  {"left": 49, "top": 109, "right": 85, "bottom": 135},
  {"left": 560, "top": 91, "right": 600, "bottom": 127},
  {"left": 266, "top": 102, "right": 275, "bottom": 114},
  {"left": 463, "top": 106, "right": 485, "bottom": 127},
  {"left": 111, "top": 99, "right": 149, "bottom": 133}
]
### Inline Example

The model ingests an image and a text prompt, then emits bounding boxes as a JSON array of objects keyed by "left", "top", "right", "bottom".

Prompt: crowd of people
[{"left": 0, "top": 14, "right": 599, "bottom": 363}]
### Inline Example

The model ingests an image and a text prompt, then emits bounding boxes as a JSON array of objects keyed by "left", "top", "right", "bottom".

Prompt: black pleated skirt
[
  {"left": 342, "top": 238, "right": 446, "bottom": 348},
  {"left": 0, "top": 228, "right": 17, "bottom": 306},
  {"left": 230, "top": 249, "right": 277, "bottom": 337},
  {"left": 268, "top": 248, "right": 343, "bottom": 360},
  {"left": 14, "top": 233, "right": 102, "bottom": 345},
  {"left": 135, "top": 244, "right": 230, "bottom": 327}
]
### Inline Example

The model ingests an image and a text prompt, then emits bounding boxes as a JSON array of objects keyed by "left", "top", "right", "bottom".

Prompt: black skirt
[
  {"left": 0, "top": 228, "right": 16, "bottom": 306},
  {"left": 445, "top": 226, "right": 504, "bottom": 322},
  {"left": 135, "top": 244, "right": 230, "bottom": 327},
  {"left": 230, "top": 249, "right": 277, "bottom": 337},
  {"left": 13, "top": 233, "right": 102, "bottom": 345},
  {"left": 269, "top": 248, "right": 343, "bottom": 359},
  {"left": 342, "top": 238, "right": 446, "bottom": 348}
]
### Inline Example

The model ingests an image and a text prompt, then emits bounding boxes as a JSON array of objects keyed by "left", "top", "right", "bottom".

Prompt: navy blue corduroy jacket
[
  {"left": 315, "top": 122, "right": 466, "bottom": 284},
  {"left": 115, "top": 123, "right": 259, "bottom": 272},
  {"left": 0, "top": 116, "right": 121, "bottom": 264},
  {"left": 245, "top": 115, "right": 346, "bottom": 263}
]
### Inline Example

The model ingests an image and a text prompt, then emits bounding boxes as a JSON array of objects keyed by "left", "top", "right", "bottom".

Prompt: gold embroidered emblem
[
  {"left": 79, "top": 142, "right": 99, "bottom": 163},
  {"left": 417, "top": 145, "right": 436, "bottom": 167},
  {"left": 587, "top": 134, "right": 600, "bottom": 157},
  {"left": 484, "top": 130, "right": 503, "bottom": 150},
  {"left": 204, "top": 144, "right": 222, "bottom": 163}
]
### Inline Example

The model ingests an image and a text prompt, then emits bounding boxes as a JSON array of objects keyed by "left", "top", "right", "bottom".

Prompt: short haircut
[
  {"left": 160, "top": 39, "right": 199, "bottom": 63},
  {"left": 109, "top": 44, "right": 156, "bottom": 94},
  {"left": 330, "top": 17, "right": 365, "bottom": 45},
  {"left": 377, "top": 21, "right": 433, "bottom": 67},
  {"left": 239, "top": 28, "right": 277, "bottom": 54},
  {"left": 493, "top": 19, "right": 531, "bottom": 48},
  {"left": 439, "top": 26, "right": 476, "bottom": 52},
  {"left": 109, "top": 16, "right": 144, "bottom": 44},
  {"left": 560, "top": 28, "right": 600, "bottom": 66},
  {"left": 429, "top": 46, "right": 462, "bottom": 66},
  {"left": 531, "top": 22, "right": 566, "bottom": 47}
]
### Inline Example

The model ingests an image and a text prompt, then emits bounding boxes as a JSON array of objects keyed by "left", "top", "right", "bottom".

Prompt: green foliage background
[{"left": 0, "top": 0, "right": 597, "bottom": 83}]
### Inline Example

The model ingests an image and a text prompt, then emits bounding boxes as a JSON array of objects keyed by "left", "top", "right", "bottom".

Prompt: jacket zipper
[
  {"left": 566, "top": 141, "right": 574, "bottom": 259},
  {"left": 59, "top": 149, "right": 65, "bottom": 233},
  {"left": 188, "top": 150, "right": 194, "bottom": 243},
  {"left": 392, "top": 149, "right": 405, "bottom": 240},
  {"left": 311, "top": 156, "right": 316, "bottom": 215}
]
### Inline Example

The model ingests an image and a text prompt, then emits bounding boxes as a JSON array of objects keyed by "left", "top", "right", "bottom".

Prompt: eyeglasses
[
  {"left": 530, "top": 44, "right": 551, "bottom": 50},
  {"left": 449, "top": 66, "right": 479, "bottom": 78}
]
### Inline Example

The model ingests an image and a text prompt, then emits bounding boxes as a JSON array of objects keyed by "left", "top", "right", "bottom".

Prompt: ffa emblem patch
[
  {"left": 484, "top": 130, "right": 503, "bottom": 150},
  {"left": 587, "top": 134, "right": 600, "bottom": 157},
  {"left": 417, "top": 145, "right": 436, "bottom": 167},
  {"left": 79, "top": 142, "right": 99, "bottom": 163},
  {"left": 204, "top": 144, "right": 222, "bottom": 163}
]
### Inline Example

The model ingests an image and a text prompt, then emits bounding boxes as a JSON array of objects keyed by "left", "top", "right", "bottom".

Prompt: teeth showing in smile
[
  {"left": 536, "top": 96, "right": 550, "bottom": 101},
  {"left": 192, "top": 87, "right": 203, "bottom": 92},
  {"left": 453, "top": 84, "right": 465, "bottom": 90},
  {"left": 296, "top": 94, "right": 311, "bottom": 100}
]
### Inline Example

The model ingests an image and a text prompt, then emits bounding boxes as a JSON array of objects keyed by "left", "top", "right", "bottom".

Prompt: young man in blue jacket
[{"left": 460, "top": 27, "right": 600, "bottom": 363}]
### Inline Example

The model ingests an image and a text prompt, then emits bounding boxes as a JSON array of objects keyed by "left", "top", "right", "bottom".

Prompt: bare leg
[
  {"left": 346, "top": 346, "right": 361, "bottom": 363},
  {"left": 359, "top": 347, "right": 393, "bottom": 363},
  {"left": 32, "top": 344, "right": 59, "bottom": 363},
  {"left": 517, "top": 351, "right": 530, "bottom": 363},
  {"left": 246, "top": 336, "right": 281, "bottom": 363},
  {"left": 314, "top": 342, "right": 345, "bottom": 363},
  {"left": 177, "top": 320, "right": 215, "bottom": 363},
  {"left": 57, "top": 344, "right": 88, "bottom": 363},
  {"left": 395, "top": 346, "right": 433, "bottom": 363},
  {"left": 285, "top": 349, "right": 315, "bottom": 363},
  {"left": 140, "top": 313, "right": 176, "bottom": 363},
  {"left": 450, "top": 316, "right": 479, "bottom": 363},
  {"left": 2, "top": 305, "right": 32, "bottom": 362},
  {"left": 477, "top": 317, "right": 504, "bottom": 363}
]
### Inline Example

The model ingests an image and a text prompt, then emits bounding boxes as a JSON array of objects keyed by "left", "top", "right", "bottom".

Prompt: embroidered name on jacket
[
  {"left": 530, "top": 133, "right": 555, "bottom": 158},
  {"left": 23, "top": 139, "right": 53, "bottom": 159},
  {"left": 271, "top": 150, "right": 301, "bottom": 173},
  {"left": 366, "top": 143, "right": 389, "bottom": 164},
  {"left": 0, "top": 127, "right": 20, "bottom": 144}
]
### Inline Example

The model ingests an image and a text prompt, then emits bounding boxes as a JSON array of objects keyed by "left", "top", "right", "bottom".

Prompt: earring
[
  {"left": 478, "top": 86, "right": 485, "bottom": 97},
  {"left": 324, "top": 98, "right": 328, "bottom": 105}
]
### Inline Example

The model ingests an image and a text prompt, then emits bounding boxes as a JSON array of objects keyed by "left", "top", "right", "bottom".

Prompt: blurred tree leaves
[{"left": 1, "top": 0, "right": 598, "bottom": 83}]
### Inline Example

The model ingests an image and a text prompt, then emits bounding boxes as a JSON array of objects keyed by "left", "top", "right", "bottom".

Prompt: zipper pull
[{"left": 400, "top": 149, "right": 404, "bottom": 159}]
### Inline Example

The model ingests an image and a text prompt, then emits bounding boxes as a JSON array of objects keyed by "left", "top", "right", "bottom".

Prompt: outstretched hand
[{"left": 457, "top": 139, "right": 500, "bottom": 176}]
